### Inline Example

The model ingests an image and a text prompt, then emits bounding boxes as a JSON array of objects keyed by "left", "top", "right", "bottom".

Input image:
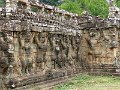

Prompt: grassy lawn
[{"left": 54, "top": 74, "right": 120, "bottom": 90}]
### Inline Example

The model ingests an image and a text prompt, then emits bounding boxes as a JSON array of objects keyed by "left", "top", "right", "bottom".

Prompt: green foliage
[
  {"left": 59, "top": 0, "right": 110, "bottom": 18},
  {"left": 39, "top": 0, "right": 62, "bottom": 6},
  {"left": 0, "top": 0, "right": 5, "bottom": 7},
  {"left": 116, "top": 0, "right": 120, "bottom": 7},
  {"left": 31, "top": 6, "right": 39, "bottom": 12}
]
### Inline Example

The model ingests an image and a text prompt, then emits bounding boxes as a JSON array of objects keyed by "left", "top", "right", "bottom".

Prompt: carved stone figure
[
  {"left": 61, "top": 35, "right": 69, "bottom": 67},
  {"left": 67, "top": 35, "right": 77, "bottom": 67},
  {"left": 0, "top": 0, "right": 120, "bottom": 89},
  {"left": 0, "top": 32, "right": 9, "bottom": 75},
  {"left": 51, "top": 35, "right": 62, "bottom": 69},
  {"left": 19, "top": 30, "right": 35, "bottom": 74},
  {"left": 74, "top": 34, "right": 81, "bottom": 66},
  {"left": 86, "top": 31, "right": 102, "bottom": 67},
  {"left": 35, "top": 32, "right": 48, "bottom": 71}
]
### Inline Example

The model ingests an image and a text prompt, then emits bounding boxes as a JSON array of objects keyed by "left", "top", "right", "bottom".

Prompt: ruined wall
[
  {"left": 0, "top": 0, "right": 120, "bottom": 89},
  {"left": 82, "top": 28, "right": 118, "bottom": 68}
]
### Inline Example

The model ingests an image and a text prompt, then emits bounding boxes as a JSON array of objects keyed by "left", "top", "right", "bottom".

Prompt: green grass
[{"left": 54, "top": 74, "right": 120, "bottom": 90}]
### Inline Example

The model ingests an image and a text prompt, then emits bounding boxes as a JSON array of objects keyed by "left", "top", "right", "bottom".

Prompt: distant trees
[
  {"left": 39, "top": 0, "right": 62, "bottom": 6},
  {"left": 116, "top": 0, "right": 120, "bottom": 7},
  {"left": 59, "top": 0, "right": 109, "bottom": 18},
  {"left": 0, "top": 0, "right": 5, "bottom": 7},
  {"left": 59, "top": 0, "right": 120, "bottom": 18}
]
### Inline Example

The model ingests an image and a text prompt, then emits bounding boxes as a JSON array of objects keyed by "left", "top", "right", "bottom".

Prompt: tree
[
  {"left": 39, "top": 0, "right": 62, "bottom": 6},
  {"left": 0, "top": 0, "right": 5, "bottom": 7},
  {"left": 59, "top": 0, "right": 110, "bottom": 18},
  {"left": 116, "top": 0, "right": 120, "bottom": 7}
]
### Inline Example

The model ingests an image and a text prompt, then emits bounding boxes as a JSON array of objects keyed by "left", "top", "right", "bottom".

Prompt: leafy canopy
[
  {"left": 116, "top": 0, "right": 120, "bottom": 7},
  {"left": 0, "top": 0, "right": 5, "bottom": 7},
  {"left": 59, "top": 0, "right": 110, "bottom": 18},
  {"left": 39, "top": 0, "right": 62, "bottom": 6}
]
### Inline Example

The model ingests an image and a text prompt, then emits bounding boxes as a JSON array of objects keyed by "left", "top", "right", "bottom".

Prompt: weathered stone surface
[{"left": 0, "top": 0, "right": 120, "bottom": 89}]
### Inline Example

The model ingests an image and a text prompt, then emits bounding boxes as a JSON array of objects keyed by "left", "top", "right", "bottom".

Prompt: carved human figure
[
  {"left": 86, "top": 31, "right": 101, "bottom": 67},
  {"left": 0, "top": 32, "right": 8, "bottom": 90},
  {"left": 35, "top": 32, "right": 48, "bottom": 71},
  {"left": 67, "top": 35, "right": 77, "bottom": 67},
  {"left": 0, "top": 32, "right": 9, "bottom": 75},
  {"left": 70, "top": 35, "right": 81, "bottom": 66},
  {"left": 51, "top": 35, "right": 62, "bottom": 69},
  {"left": 57, "top": 35, "right": 68, "bottom": 68},
  {"left": 19, "top": 31, "right": 35, "bottom": 75},
  {"left": 74, "top": 34, "right": 81, "bottom": 66},
  {"left": 7, "top": 32, "right": 23, "bottom": 77},
  {"left": 0, "top": 31, "right": 22, "bottom": 89},
  {"left": 61, "top": 35, "right": 70, "bottom": 67}
]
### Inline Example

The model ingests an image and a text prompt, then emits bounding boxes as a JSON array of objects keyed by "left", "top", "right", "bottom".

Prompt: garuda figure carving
[
  {"left": 35, "top": 32, "right": 48, "bottom": 72},
  {"left": 0, "top": 31, "right": 9, "bottom": 75},
  {"left": 61, "top": 35, "right": 69, "bottom": 68},
  {"left": 19, "top": 30, "right": 35, "bottom": 75},
  {"left": 51, "top": 35, "right": 62, "bottom": 69}
]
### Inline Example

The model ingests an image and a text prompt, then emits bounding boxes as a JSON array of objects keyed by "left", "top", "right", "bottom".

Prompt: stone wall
[{"left": 0, "top": 0, "right": 120, "bottom": 89}]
